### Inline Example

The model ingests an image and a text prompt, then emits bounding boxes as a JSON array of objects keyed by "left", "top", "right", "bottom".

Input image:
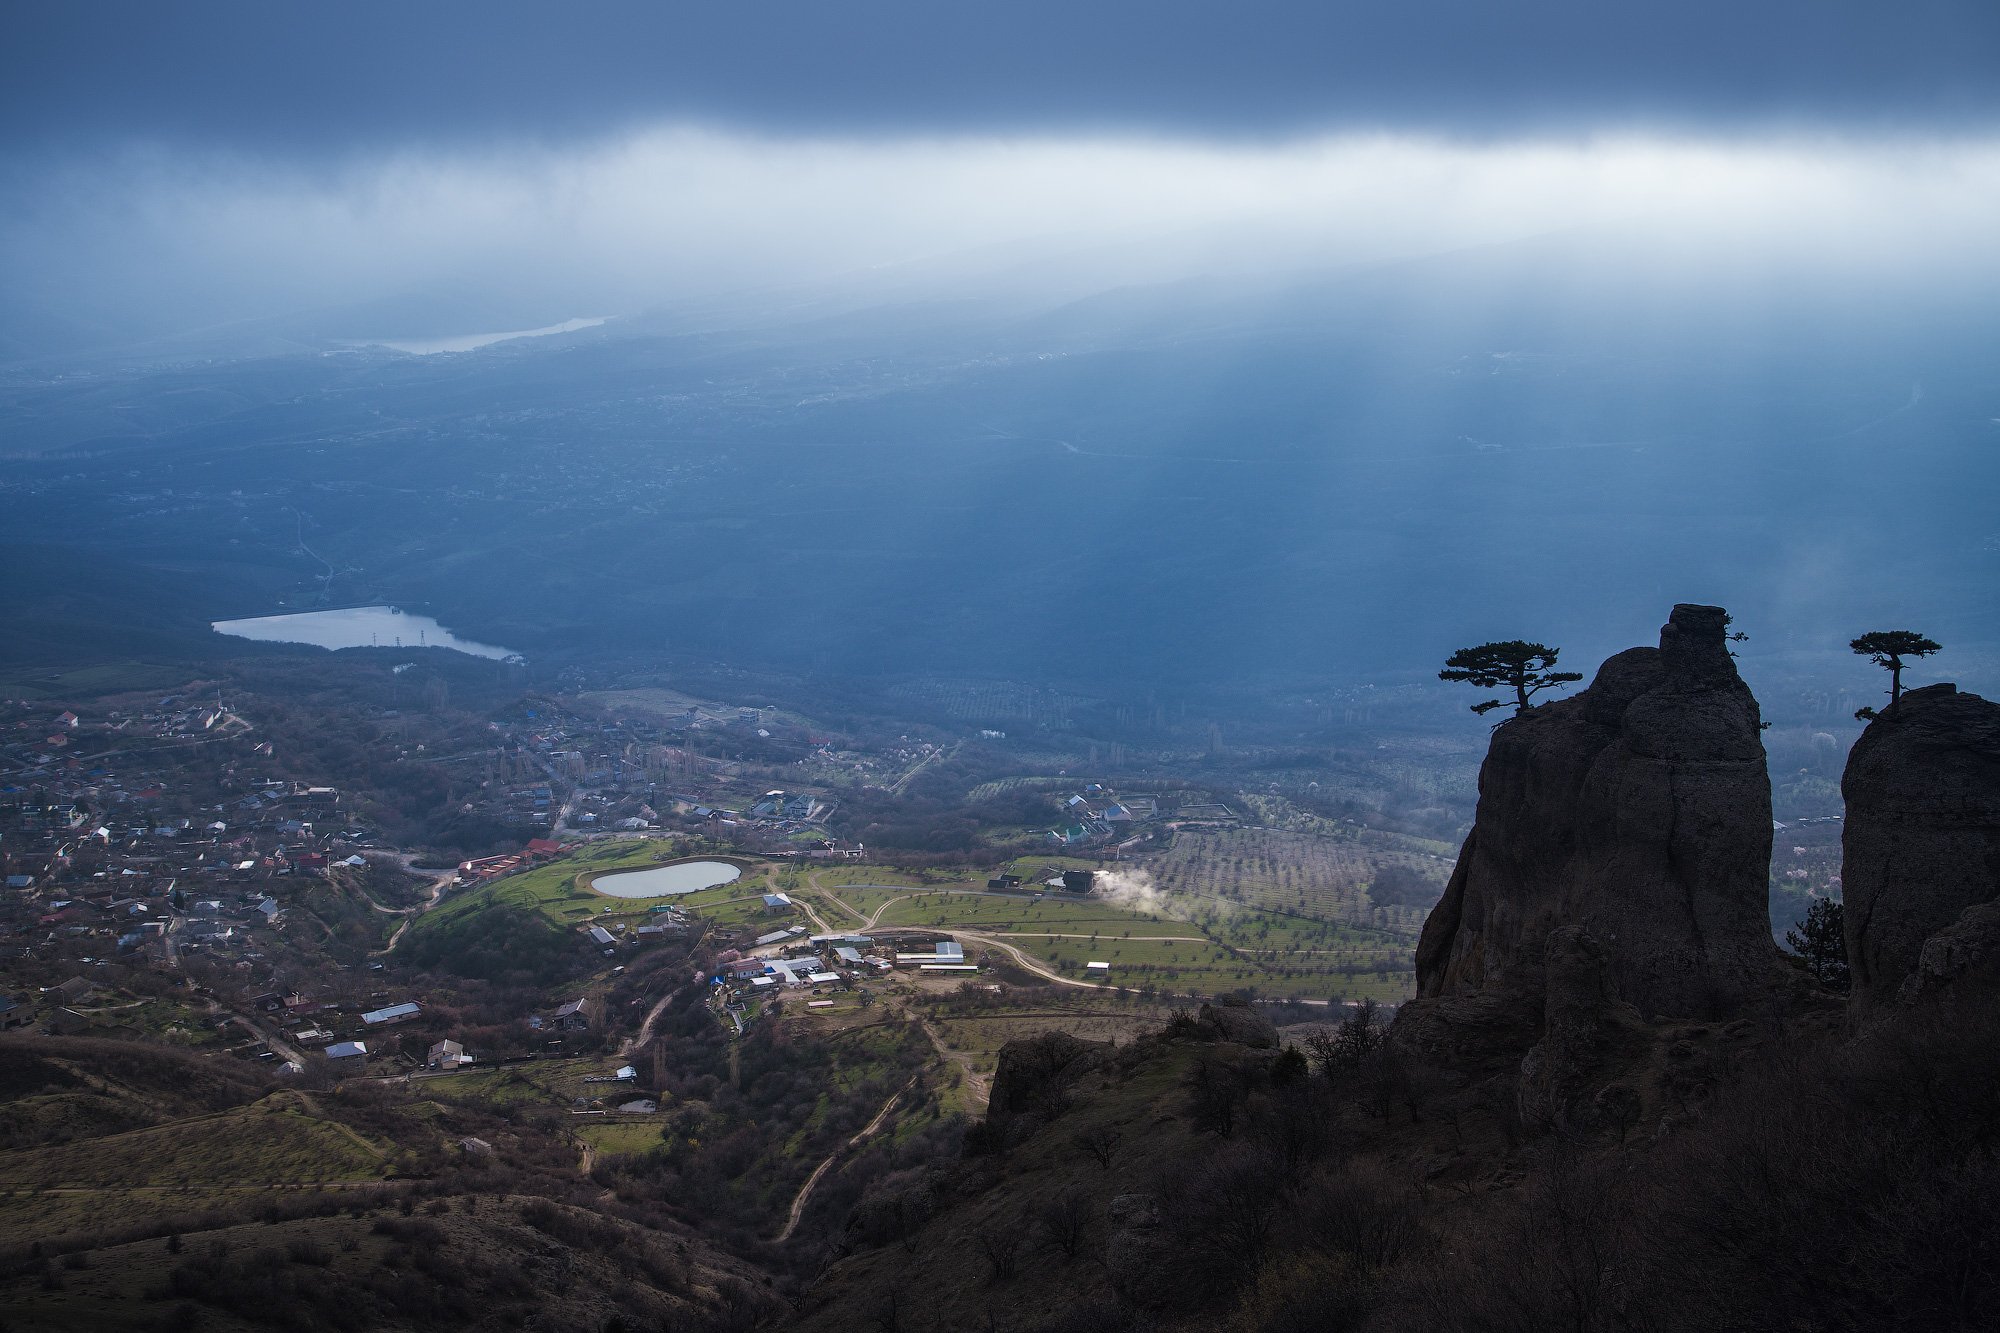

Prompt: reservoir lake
[
  {"left": 367, "top": 317, "right": 608, "bottom": 355},
  {"left": 210, "top": 606, "right": 520, "bottom": 661}
]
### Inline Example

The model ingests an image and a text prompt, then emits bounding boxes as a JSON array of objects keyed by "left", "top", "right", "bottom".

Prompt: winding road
[
  {"left": 774, "top": 1074, "right": 918, "bottom": 1244},
  {"left": 359, "top": 858, "right": 456, "bottom": 956}
]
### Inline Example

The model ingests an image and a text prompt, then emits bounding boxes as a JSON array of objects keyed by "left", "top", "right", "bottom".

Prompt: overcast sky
[
  {"left": 9, "top": 1, "right": 2000, "bottom": 148},
  {"left": 6, "top": 3, "right": 1998, "bottom": 341}
]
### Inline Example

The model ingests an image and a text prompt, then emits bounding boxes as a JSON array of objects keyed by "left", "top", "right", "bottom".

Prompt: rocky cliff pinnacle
[
  {"left": 1840, "top": 683, "right": 2000, "bottom": 1008},
  {"left": 1414, "top": 603, "right": 1778, "bottom": 1022}
]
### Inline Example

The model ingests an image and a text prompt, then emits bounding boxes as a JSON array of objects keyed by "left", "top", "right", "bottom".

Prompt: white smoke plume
[{"left": 1091, "top": 867, "right": 1167, "bottom": 915}]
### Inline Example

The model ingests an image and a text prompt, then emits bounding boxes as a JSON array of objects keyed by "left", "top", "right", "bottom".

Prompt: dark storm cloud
[{"left": 6, "top": 0, "right": 1999, "bottom": 154}]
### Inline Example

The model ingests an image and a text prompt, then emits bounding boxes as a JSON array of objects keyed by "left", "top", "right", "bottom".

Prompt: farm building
[
  {"left": 361, "top": 1002, "right": 422, "bottom": 1026},
  {"left": 895, "top": 940, "right": 964, "bottom": 966}
]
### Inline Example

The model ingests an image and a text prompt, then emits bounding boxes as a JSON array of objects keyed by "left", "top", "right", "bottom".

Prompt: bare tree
[
  {"left": 1305, "top": 999, "right": 1385, "bottom": 1079},
  {"left": 978, "top": 1225, "right": 1023, "bottom": 1282},
  {"left": 1072, "top": 1124, "right": 1121, "bottom": 1171},
  {"left": 1187, "top": 1055, "right": 1244, "bottom": 1137},
  {"left": 1037, "top": 1190, "right": 1094, "bottom": 1261}
]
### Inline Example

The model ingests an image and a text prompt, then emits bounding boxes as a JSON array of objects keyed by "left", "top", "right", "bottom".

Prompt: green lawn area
[
  {"left": 425, "top": 1057, "right": 628, "bottom": 1107},
  {"left": 996, "top": 853, "right": 1100, "bottom": 880},
  {"left": 67, "top": 996, "right": 229, "bottom": 1048},
  {"left": 834, "top": 885, "right": 1415, "bottom": 1002},
  {"left": 410, "top": 841, "right": 790, "bottom": 939},
  {"left": 873, "top": 890, "right": 1195, "bottom": 938},
  {"left": 672, "top": 876, "right": 791, "bottom": 929},
  {"left": 0, "top": 1098, "right": 388, "bottom": 1190},
  {"left": 1010, "top": 932, "right": 1412, "bottom": 1001},
  {"left": 0, "top": 660, "right": 189, "bottom": 701},
  {"left": 805, "top": 864, "right": 929, "bottom": 888},
  {"left": 577, "top": 1118, "right": 665, "bottom": 1158},
  {"left": 413, "top": 840, "right": 673, "bottom": 935}
]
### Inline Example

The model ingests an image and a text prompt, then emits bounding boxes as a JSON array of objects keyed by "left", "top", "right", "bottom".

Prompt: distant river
[
  {"left": 364, "top": 317, "right": 609, "bottom": 355},
  {"left": 210, "top": 606, "right": 521, "bottom": 661},
  {"left": 592, "top": 861, "right": 743, "bottom": 898}
]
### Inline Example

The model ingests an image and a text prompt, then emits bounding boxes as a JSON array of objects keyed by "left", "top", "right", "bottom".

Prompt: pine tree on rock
[
  {"left": 1850, "top": 630, "right": 1942, "bottom": 720},
  {"left": 1438, "top": 641, "right": 1583, "bottom": 716}
]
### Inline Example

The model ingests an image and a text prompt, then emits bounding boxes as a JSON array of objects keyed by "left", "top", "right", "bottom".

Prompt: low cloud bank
[{"left": 7, "top": 127, "right": 1999, "bottom": 343}]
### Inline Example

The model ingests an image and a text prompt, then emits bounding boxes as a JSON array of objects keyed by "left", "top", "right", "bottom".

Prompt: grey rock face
[
  {"left": 1198, "top": 995, "right": 1278, "bottom": 1049},
  {"left": 1517, "top": 927, "right": 1644, "bottom": 1130},
  {"left": 1104, "top": 1193, "right": 1172, "bottom": 1308},
  {"left": 1843, "top": 684, "right": 2000, "bottom": 1007},
  {"left": 984, "top": 1031, "right": 1109, "bottom": 1127},
  {"left": 1898, "top": 899, "right": 2000, "bottom": 1006},
  {"left": 1415, "top": 604, "right": 1777, "bottom": 1021}
]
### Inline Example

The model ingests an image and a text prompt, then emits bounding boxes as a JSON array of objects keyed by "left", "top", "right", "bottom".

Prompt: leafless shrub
[
  {"left": 978, "top": 1224, "right": 1023, "bottom": 1282},
  {"left": 1037, "top": 1189, "right": 1094, "bottom": 1261},
  {"left": 1073, "top": 1124, "right": 1121, "bottom": 1170}
]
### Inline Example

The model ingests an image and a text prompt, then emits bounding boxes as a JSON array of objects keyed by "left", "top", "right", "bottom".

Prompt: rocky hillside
[
  {"left": 0, "top": 1038, "right": 780, "bottom": 1333},
  {"left": 796, "top": 605, "right": 2000, "bottom": 1332}
]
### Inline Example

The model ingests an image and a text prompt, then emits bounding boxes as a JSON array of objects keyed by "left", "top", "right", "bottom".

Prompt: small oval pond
[{"left": 591, "top": 861, "right": 743, "bottom": 898}]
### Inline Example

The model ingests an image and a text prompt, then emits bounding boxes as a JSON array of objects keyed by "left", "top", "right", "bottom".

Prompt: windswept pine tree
[
  {"left": 1438, "top": 641, "right": 1583, "bottom": 716},
  {"left": 1850, "top": 630, "right": 1942, "bottom": 719}
]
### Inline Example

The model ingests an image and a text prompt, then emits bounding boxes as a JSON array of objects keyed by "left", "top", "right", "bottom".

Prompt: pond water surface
[{"left": 592, "top": 861, "right": 743, "bottom": 898}]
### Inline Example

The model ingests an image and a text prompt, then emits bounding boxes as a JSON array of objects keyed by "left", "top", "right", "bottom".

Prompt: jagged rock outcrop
[
  {"left": 982, "top": 1031, "right": 1110, "bottom": 1140},
  {"left": 1898, "top": 899, "right": 2000, "bottom": 1006},
  {"left": 1516, "top": 927, "right": 1649, "bottom": 1130},
  {"left": 1414, "top": 603, "right": 1779, "bottom": 1022},
  {"left": 1103, "top": 1193, "right": 1174, "bottom": 1308},
  {"left": 1197, "top": 994, "right": 1278, "bottom": 1048},
  {"left": 1842, "top": 684, "right": 2000, "bottom": 1007}
]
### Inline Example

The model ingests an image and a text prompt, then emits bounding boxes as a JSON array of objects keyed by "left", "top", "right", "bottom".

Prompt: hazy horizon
[{"left": 3, "top": 3, "right": 1996, "bottom": 706}]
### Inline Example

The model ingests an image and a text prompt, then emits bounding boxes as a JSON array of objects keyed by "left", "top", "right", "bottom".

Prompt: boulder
[
  {"left": 1198, "top": 995, "right": 1278, "bottom": 1049},
  {"left": 983, "top": 1031, "right": 1110, "bottom": 1134},
  {"left": 1415, "top": 604, "right": 1778, "bottom": 1021},
  {"left": 1841, "top": 684, "right": 2000, "bottom": 1007},
  {"left": 1898, "top": 899, "right": 2000, "bottom": 1006},
  {"left": 1104, "top": 1193, "right": 1173, "bottom": 1308},
  {"left": 1516, "top": 927, "right": 1647, "bottom": 1130}
]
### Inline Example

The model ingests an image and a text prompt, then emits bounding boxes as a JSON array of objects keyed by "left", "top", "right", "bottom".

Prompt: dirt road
[{"left": 774, "top": 1074, "right": 917, "bottom": 1244}]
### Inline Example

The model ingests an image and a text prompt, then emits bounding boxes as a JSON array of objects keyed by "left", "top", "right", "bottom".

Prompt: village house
[{"left": 428, "top": 1039, "right": 471, "bottom": 1069}]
